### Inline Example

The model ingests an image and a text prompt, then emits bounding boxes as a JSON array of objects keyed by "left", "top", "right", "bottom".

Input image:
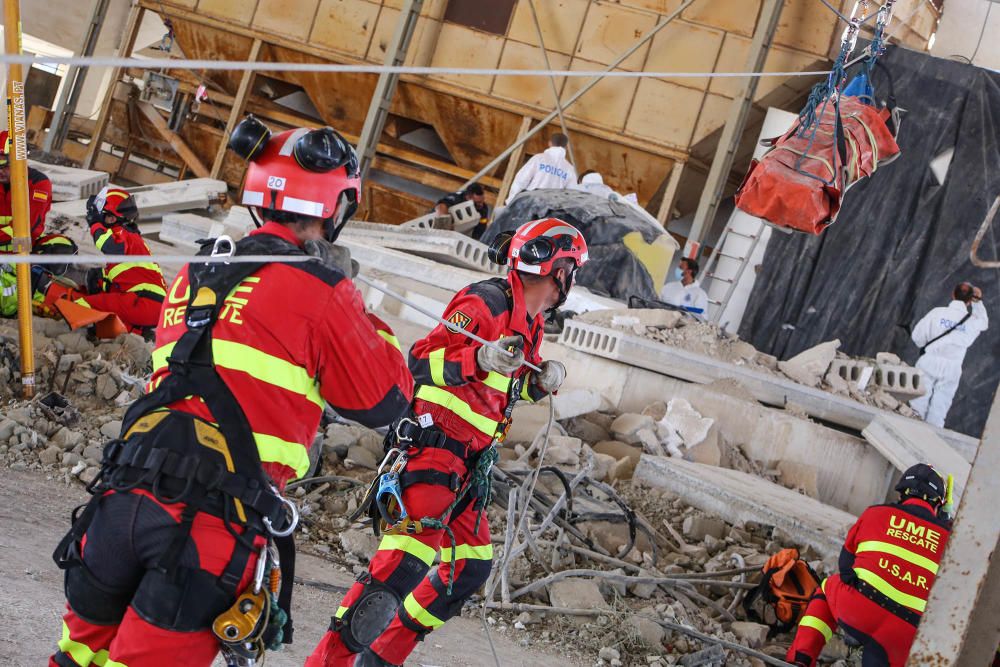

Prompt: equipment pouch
[{"left": 132, "top": 565, "right": 234, "bottom": 632}]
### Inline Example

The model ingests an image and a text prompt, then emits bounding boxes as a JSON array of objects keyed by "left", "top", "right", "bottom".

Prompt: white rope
[{"left": 0, "top": 54, "right": 829, "bottom": 79}]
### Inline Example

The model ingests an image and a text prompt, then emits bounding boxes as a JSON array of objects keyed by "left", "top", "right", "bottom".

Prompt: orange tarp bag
[
  {"left": 742, "top": 547, "right": 821, "bottom": 635},
  {"left": 55, "top": 299, "right": 128, "bottom": 339},
  {"left": 735, "top": 95, "right": 900, "bottom": 235}
]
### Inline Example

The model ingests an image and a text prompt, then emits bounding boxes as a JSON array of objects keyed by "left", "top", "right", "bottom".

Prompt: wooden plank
[
  {"left": 135, "top": 101, "right": 210, "bottom": 178},
  {"left": 211, "top": 38, "right": 262, "bottom": 178},
  {"left": 497, "top": 116, "right": 532, "bottom": 206},
  {"left": 84, "top": 4, "right": 144, "bottom": 169},
  {"left": 657, "top": 160, "right": 684, "bottom": 227}
]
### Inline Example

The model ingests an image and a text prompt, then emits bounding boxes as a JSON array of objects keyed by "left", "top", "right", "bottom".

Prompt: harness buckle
[
  {"left": 394, "top": 418, "right": 418, "bottom": 443},
  {"left": 263, "top": 492, "right": 299, "bottom": 538}
]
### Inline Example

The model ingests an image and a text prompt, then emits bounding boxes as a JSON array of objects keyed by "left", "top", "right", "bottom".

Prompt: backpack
[{"left": 742, "top": 548, "right": 821, "bottom": 635}]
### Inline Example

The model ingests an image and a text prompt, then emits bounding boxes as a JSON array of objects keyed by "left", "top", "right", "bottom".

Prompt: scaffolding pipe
[
  {"left": 4, "top": 0, "right": 36, "bottom": 397},
  {"left": 460, "top": 0, "right": 699, "bottom": 191}
]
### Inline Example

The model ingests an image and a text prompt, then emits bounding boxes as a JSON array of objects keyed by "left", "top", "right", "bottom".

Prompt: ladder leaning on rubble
[{"left": 700, "top": 218, "right": 767, "bottom": 324}]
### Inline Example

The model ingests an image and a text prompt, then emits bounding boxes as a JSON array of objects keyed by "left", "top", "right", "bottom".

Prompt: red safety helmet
[
  {"left": 490, "top": 217, "right": 588, "bottom": 276},
  {"left": 229, "top": 115, "right": 361, "bottom": 242},
  {"left": 88, "top": 186, "right": 139, "bottom": 225},
  {"left": 0, "top": 130, "right": 10, "bottom": 166}
]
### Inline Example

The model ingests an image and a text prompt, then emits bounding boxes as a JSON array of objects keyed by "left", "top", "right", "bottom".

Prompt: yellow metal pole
[{"left": 4, "top": 0, "right": 35, "bottom": 398}]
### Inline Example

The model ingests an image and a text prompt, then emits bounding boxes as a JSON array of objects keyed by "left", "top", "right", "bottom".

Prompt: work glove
[
  {"left": 305, "top": 238, "right": 358, "bottom": 278},
  {"left": 30, "top": 264, "right": 52, "bottom": 296},
  {"left": 534, "top": 360, "right": 566, "bottom": 394},
  {"left": 476, "top": 335, "right": 524, "bottom": 375}
]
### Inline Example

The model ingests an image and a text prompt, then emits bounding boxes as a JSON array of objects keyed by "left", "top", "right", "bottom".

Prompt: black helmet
[
  {"left": 229, "top": 114, "right": 272, "bottom": 161},
  {"left": 895, "top": 464, "right": 946, "bottom": 507},
  {"left": 293, "top": 127, "right": 359, "bottom": 175}
]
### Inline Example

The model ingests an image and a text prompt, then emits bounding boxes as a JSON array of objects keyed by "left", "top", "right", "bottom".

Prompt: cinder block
[
  {"left": 874, "top": 363, "right": 925, "bottom": 399},
  {"left": 29, "top": 161, "right": 108, "bottom": 202},
  {"left": 831, "top": 358, "right": 873, "bottom": 385}
]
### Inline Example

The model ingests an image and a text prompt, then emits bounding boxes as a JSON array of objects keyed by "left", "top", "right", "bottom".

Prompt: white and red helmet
[
  {"left": 229, "top": 115, "right": 360, "bottom": 241},
  {"left": 497, "top": 217, "right": 588, "bottom": 276}
]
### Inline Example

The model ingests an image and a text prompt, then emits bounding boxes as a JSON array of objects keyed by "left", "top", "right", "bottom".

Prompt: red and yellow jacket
[
  {"left": 409, "top": 271, "right": 549, "bottom": 453},
  {"left": 90, "top": 220, "right": 167, "bottom": 301},
  {"left": 839, "top": 497, "right": 951, "bottom": 618},
  {"left": 0, "top": 167, "right": 52, "bottom": 251},
  {"left": 147, "top": 222, "right": 414, "bottom": 488}
]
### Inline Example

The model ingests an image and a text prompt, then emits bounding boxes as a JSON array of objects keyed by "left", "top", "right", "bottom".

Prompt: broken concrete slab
[
  {"left": 159, "top": 213, "right": 222, "bottom": 249},
  {"left": 341, "top": 222, "right": 505, "bottom": 275},
  {"left": 124, "top": 178, "right": 228, "bottom": 219},
  {"left": 610, "top": 413, "right": 655, "bottom": 444},
  {"left": 552, "top": 388, "right": 606, "bottom": 420},
  {"left": 862, "top": 415, "right": 970, "bottom": 501},
  {"left": 778, "top": 340, "right": 840, "bottom": 388},
  {"left": 30, "top": 161, "right": 108, "bottom": 201},
  {"left": 634, "top": 455, "right": 856, "bottom": 559}
]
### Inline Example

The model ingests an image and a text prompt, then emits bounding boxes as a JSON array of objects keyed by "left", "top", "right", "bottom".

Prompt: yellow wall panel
[
  {"left": 254, "top": 0, "right": 320, "bottom": 41},
  {"left": 380, "top": 0, "right": 448, "bottom": 17},
  {"left": 368, "top": 5, "right": 400, "bottom": 61},
  {"left": 618, "top": 0, "right": 683, "bottom": 14},
  {"left": 708, "top": 33, "right": 751, "bottom": 98},
  {"left": 756, "top": 45, "right": 823, "bottom": 101},
  {"left": 774, "top": 0, "right": 839, "bottom": 56},
  {"left": 576, "top": 2, "right": 657, "bottom": 71},
  {"left": 311, "top": 0, "right": 381, "bottom": 57},
  {"left": 683, "top": 0, "right": 761, "bottom": 37},
  {"left": 626, "top": 78, "right": 704, "bottom": 148},
  {"left": 507, "top": 0, "right": 590, "bottom": 55},
  {"left": 196, "top": 0, "right": 257, "bottom": 25},
  {"left": 691, "top": 92, "right": 730, "bottom": 145},
  {"left": 429, "top": 23, "right": 504, "bottom": 93},
  {"left": 561, "top": 58, "right": 638, "bottom": 130},
  {"left": 645, "top": 20, "right": 724, "bottom": 91},
  {"left": 492, "top": 41, "right": 571, "bottom": 107}
]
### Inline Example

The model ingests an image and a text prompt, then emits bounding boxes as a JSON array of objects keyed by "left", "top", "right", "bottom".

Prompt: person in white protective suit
[
  {"left": 505, "top": 133, "right": 577, "bottom": 204},
  {"left": 909, "top": 282, "right": 988, "bottom": 427},
  {"left": 572, "top": 170, "right": 616, "bottom": 199}
]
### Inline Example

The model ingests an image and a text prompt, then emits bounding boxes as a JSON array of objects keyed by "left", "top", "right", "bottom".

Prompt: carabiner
[
  {"left": 212, "top": 235, "right": 236, "bottom": 258},
  {"left": 263, "top": 494, "right": 299, "bottom": 538}
]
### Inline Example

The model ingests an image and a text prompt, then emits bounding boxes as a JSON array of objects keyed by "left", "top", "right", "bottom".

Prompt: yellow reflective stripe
[
  {"left": 429, "top": 348, "right": 446, "bottom": 386},
  {"left": 520, "top": 378, "right": 534, "bottom": 402},
  {"left": 821, "top": 577, "right": 828, "bottom": 594},
  {"left": 212, "top": 339, "right": 323, "bottom": 409},
  {"left": 378, "top": 329, "right": 401, "bottom": 351},
  {"left": 856, "top": 541, "right": 939, "bottom": 575},
  {"left": 415, "top": 385, "right": 499, "bottom": 436},
  {"left": 440, "top": 543, "right": 494, "bottom": 562},
  {"left": 798, "top": 615, "right": 833, "bottom": 642},
  {"left": 378, "top": 533, "right": 438, "bottom": 566},
  {"left": 127, "top": 283, "right": 167, "bottom": 296},
  {"left": 483, "top": 372, "right": 511, "bottom": 393},
  {"left": 152, "top": 342, "right": 174, "bottom": 372},
  {"left": 853, "top": 567, "right": 927, "bottom": 612},
  {"left": 403, "top": 592, "right": 446, "bottom": 629},
  {"left": 94, "top": 229, "right": 114, "bottom": 250},
  {"left": 104, "top": 659, "right": 127, "bottom": 667},
  {"left": 253, "top": 431, "right": 311, "bottom": 479},
  {"left": 59, "top": 621, "right": 110, "bottom": 666},
  {"left": 335, "top": 605, "right": 350, "bottom": 620},
  {"left": 41, "top": 236, "right": 74, "bottom": 246},
  {"left": 107, "top": 262, "right": 163, "bottom": 281}
]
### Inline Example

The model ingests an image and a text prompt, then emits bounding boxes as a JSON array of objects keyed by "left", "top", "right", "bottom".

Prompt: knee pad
[
  {"left": 131, "top": 566, "right": 233, "bottom": 633},
  {"left": 337, "top": 580, "right": 401, "bottom": 654},
  {"left": 64, "top": 560, "right": 133, "bottom": 626}
]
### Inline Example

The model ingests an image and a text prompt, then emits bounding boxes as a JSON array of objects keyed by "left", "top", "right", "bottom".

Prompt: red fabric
[
  {"left": 148, "top": 222, "right": 413, "bottom": 488},
  {"left": 306, "top": 448, "right": 493, "bottom": 667},
  {"left": 735, "top": 97, "right": 900, "bottom": 234},
  {"left": 408, "top": 272, "right": 546, "bottom": 452},
  {"left": 788, "top": 575, "right": 918, "bottom": 667},
  {"left": 89, "top": 220, "right": 166, "bottom": 295},
  {"left": 50, "top": 491, "right": 260, "bottom": 667},
  {"left": 77, "top": 291, "right": 162, "bottom": 331},
  {"left": 0, "top": 167, "right": 52, "bottom": 247}
]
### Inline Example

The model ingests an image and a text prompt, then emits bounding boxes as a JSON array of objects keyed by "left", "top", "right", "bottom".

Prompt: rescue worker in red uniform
[
  {"left": 787, "top": 464, "right": 952, "bottom": 667},
  {"left": 0, "top": 130, "right": 78, "bottom": 266},
  {"left": 308, "top": 217, "right": 589, "bottom": 667},
  {"left": 34, "top": 187, "right": 167, "bottom": 334},
  {"left": 49, "top": 116, "right": 414, "bottom": 667}
]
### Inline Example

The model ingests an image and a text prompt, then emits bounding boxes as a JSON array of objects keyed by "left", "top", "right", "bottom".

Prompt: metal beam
[
  {"left": 685, "top": 0, "right": 783, "bottom": 256},
  {"left": 526, "top": 0, "right": 575, "bottom": 168},
  {"left": 657, "top": 160, "right": 686, "bottom": 228},
  {"left": 460, "top": 0, "right": 699, "bottom": 190},
  {"left": 83, "top": 2, "right": 144, "bottom": 169},
  {"left": 44, "top": 0, "right": 111, "bottom": 153},
  {"left": 136, "top": 101, "right": 209, "bottom": 178},
  {"left": 497, "top": 116, "right": 533, "bottom": 207},
  {"left": 907, "top": 387, "right": 1000, "bottom": 666},
  {"left": 355, "top": 0, "right": 424, "bottom": 182},
  {"left": 210, "top": 38, "right": 262, "bottom": 178}
]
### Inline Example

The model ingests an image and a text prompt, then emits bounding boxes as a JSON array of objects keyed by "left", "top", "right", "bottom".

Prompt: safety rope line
[{"left": 0, "top": 54, "right": 830, "bottom": 79}]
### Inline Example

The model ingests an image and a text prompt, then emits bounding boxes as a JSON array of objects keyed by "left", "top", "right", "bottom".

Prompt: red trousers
[
  {"left": 787, "top": 575, "right": 918, "bottom": 667},
  {"left": 77, "top": 292, "right": 162, "bottom": 331},
  {"left": 51, "top": 490, "right": 259, "bottom": 667},
  {"left": 307, "top": 448, "right": 493, "bottom": 667}
]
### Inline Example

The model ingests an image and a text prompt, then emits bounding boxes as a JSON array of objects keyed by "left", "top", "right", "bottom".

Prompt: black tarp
[
  {"left": 739, "top": 46, "right": 1000, "bottom": 437},
  {"left": 485, "top": 189, "right": 673, "bottom": 301}
]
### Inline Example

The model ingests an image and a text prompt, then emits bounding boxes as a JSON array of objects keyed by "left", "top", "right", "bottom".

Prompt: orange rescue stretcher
[{"left": 735, "top": 95, "right": 900, "bottom": 235}]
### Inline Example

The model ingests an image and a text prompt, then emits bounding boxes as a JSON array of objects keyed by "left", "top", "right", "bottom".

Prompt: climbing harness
[{"left": 214, "top": 542, "right": 288, "bottom": 666}]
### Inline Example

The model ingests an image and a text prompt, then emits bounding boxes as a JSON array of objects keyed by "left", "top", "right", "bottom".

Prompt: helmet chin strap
[{"left": 547, "top": 267, "right": 575, "bottom": 313}]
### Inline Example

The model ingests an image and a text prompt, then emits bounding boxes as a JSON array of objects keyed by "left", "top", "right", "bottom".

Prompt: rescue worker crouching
[
  {"left": 787, "top": 464, "right": 953, "bottom": 667},
  {"left": 34, "top": 187, "right": 167, "bottom": 335},
  {"left": 308, "top": 217, "right": 588, "bottom": 667},
  {"left": 49, "top": 116, "right": 414, "bottom": 667}
]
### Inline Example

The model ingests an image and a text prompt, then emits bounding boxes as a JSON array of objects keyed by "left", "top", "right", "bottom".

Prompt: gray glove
[
  {"left": 534, "top": 360, "right": 566, "bottom": 393},
  {"left": 304, "top": 238, "right": 358, "bottom": 278},
  {"left": 476, "top": 335, "right": 524, "bottom": 375}
]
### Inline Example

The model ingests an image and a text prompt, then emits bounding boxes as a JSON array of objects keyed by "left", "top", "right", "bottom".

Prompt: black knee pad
[
  {"left": 131, "top": 566, "right": 233, "bottom": 632},
  {"left": 337, "top": 581, "right": 401, "bottom": 654},
  {"left": 64, "top": 560, "right": 133, "bottom": 626}
]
